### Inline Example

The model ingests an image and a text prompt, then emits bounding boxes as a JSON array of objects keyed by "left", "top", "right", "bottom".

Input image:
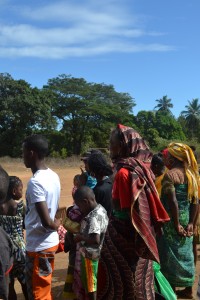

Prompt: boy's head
[
  {"left": 22, "top": 134, "right": 49, "bottom": 168},
  {"left": 0, "top": 166, "right": 9, "bottom": 203},
  {"left": 8, "top": 176, "right": 23, "bottom": 200},
  {"left": 151, "top": 153, "right": 165, "bottom": 177},
  {"left": 73, "top": 186, "right": 97, "bottom": 215}
]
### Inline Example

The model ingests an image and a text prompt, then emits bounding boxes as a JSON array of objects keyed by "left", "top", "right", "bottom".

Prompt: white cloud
[{"left": 0, "top": 0, "right": 175, "bottom": 59}]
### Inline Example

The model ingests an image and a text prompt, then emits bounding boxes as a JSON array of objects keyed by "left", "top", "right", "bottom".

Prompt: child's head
[
  {"left": 0, "top": 166, "right": 9, "bottom": 203},
  {"left": 73, "top": 186, "right": 97, "bottom": 215},
  {"left": 151, "top": 153, "right": 165, "bottom": 177},
  {"left": 22, "top": 134, "right": 49, "bottom": 168},
  {"left": 79, "top": 171, "right": 87, "bottom": 186},
  {"left": 8, "top": 176, "right": 23, "bottom": 200},
  {"left": 73, "top": 174, "right": 81, "bottom": 188}
]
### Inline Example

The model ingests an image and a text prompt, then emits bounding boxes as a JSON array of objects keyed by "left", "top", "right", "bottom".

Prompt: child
[
  {"left": 22, "top": 134, "right": 60, "bottom": 300},
  {"left": 0, "top": 167, "right": 14, "bottom": 300},
  {"left": 73, "top": 186, "right": 108, "bottom": 300},
  {"left": 72, "top": 174, "right": 81, "bottom": 197},
  {"left": 62, "top": 189, "right": 84, "bottom": 299},
  {"left": 0, "top": 175, "right": 28, "bottom": 300},
  {"left": 9, "top": 176, "right": 24, "bottom": 203}
]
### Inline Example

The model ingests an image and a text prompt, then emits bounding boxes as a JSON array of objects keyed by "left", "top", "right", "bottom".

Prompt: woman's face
[{"left": 109, "top": 131, "right": 121, "bottom": 160}]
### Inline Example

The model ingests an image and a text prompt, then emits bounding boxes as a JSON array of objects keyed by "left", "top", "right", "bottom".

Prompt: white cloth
[{"left": 25, "top": 168, "right": 60, "bottom": 252}]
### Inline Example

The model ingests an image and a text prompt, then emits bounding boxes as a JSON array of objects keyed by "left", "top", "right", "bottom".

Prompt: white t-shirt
[{"left": 25, "top": 168, "right": 60, "bottom": 252}]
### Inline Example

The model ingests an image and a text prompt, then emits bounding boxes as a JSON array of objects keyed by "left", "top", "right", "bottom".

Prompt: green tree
[
  {"left": 44, "top": 74, "right": 135, "bottom": 155},
  {"left": 181, "top": 98, "right": 200, "bottom": 138},
  {"left": 154, "top": 95, "right": 173, "bottom": 114},
  {"left": 155, "top": 111, "right": 185, "bottom": 140},
  {"left": 0, "top": 73, "right": 56, "bottom": 156}
]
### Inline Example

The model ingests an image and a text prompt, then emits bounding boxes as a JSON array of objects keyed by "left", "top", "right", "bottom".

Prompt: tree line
[{"left": 0, "top": 73, "right": 199, "bottom": 158}]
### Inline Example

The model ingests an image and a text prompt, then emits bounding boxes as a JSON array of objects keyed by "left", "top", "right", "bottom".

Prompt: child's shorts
[{"left": 81, "top": 255, "right": 99, "bottom": 293}]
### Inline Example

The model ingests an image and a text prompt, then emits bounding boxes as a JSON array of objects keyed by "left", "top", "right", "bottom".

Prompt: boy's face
[
  {"left": 22, "top": 144, "right": 33, "bottom": 168},
  {"left": 75, "top": 197, "right": 96, "bottom": 215}
]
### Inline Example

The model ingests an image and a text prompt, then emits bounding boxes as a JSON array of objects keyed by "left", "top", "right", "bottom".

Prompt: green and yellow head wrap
[{"left": 168, "top": 142, "right": 199, "bottom": 203}]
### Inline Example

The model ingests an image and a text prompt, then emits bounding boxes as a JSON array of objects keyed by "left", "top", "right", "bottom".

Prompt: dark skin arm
[
  {"left": 185, "top": 203, "right": 199, "bottom": 237},
  {"left": 167, "top": 190, "right": 187, "bottom": 237},
  {"left": 74, "top": 233, "right": 100, "bottom": 246},
  {"left": 35, "top": 202, "right": 60, "bottom": 231}
]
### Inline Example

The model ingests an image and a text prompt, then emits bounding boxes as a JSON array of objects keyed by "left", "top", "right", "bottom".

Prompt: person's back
[
  {"left": 0, "top": 167, "right": 15, "bottom": 300},
  {"left": 25, "top": 168, "right": 60, "bottom": 251},
  {"left": 93, "top": 178, "right": 112, "bottom": 217},
  {"left": 87, "top": 152, "right": 113, "bottom": 217},
  {"left": 0, "top": 227, "right": 14, "bottom": 300}
]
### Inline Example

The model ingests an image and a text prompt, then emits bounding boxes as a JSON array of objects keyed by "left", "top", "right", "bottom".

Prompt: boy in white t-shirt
[{"left": 22, "top": 134, "right": 60, "bottom": 300}]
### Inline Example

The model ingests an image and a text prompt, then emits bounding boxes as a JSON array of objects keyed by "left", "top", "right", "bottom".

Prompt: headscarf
[
  {"left": 167, "top": 142, "right": 199, "bottom": 203},
  {"left": 115, "top": 124, "right": 170, "bottom": 263},
  {"left": 118, "top": 123, "right": 152, "bottom": 163}
]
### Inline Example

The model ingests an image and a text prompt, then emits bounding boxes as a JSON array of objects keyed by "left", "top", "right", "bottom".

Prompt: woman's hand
[
  {"left": 185, "top": 223, "right": 193, "bottom": 237},
  {"left": 175, "top": 224, "right": 187, "bottom": 237}
]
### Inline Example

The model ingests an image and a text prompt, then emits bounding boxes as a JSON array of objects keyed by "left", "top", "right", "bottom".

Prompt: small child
[
  {"left": 73, "top": 186, "right": 108, "bottom": 300},
  {"left": 72, "top": 174, "right": 81, "bottom": 197},
  {"left": 0, "top": 175, "right": 28, "bottom": 300},
  {"left": 72, "top": 173, "right": 87, "bottom": 198},
  {"left": 62, "top": 196, "right": 83, "bottom": 299}
]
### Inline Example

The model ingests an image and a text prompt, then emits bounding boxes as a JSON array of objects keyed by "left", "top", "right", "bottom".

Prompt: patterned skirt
[{"left": 97, "top": 216, "right": 155, "bottom": 300}]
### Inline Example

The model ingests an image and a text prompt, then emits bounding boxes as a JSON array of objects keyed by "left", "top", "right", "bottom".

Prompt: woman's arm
[
  {"left": 166, "top": 190, "right": 187, "bottom": 237},
  {"left": 185, "top": 203, "right": 199, "bottom": 237},
  {"left": 162, "top": 172, "right": 187, "bottom": 236}
]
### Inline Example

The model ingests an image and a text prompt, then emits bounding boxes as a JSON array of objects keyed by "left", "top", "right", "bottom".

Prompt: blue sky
[{"left": 0, "top": 0, "right": 199, "bottom": 117}]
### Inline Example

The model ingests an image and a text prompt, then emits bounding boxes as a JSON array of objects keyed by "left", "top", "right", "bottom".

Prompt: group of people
[{"left": 0, "top": 124, "right": 200, "bottom": 300}]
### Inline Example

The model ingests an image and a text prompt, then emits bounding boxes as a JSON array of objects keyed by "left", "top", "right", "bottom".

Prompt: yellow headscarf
[{"left": 168, "top": 142, "right": 199, "bottom": 203}]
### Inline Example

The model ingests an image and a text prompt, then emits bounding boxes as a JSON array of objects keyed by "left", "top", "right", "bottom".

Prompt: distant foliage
[{"left": 0, "top": 72, "right": 199, "bottom": 157}]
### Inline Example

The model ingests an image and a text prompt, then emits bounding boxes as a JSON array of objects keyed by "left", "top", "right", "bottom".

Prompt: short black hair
[
  {"left": 0, "top": 166, "right": 9, "bottom": 201},
  {"left": 23, "top": 134, "right": 49, "bottom": 159},
  {"left": 151, "top": 153, "right": 164, "bottom": 168},
  {"left": 73, "top": 186, "right": 95, "bottom": 203},
  {"left": 81, "top": 149, "right": 102, "bottom": 161},
  {"left": 8, "top": 176, "right": 22, "bottom": 197},
  {"left": 88, "top": 153, "right": 113, "bottom": 177}
]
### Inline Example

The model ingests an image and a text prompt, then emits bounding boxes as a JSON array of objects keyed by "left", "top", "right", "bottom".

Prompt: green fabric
[
  {"left": 157, "top": 184, "right": 195, "bottom": 287},
  {"left": 153, "top": 262, "right": 177, "bottom": 300},
  {"left": 112, "top": 209, "right": 130, "bottom": 220},
  {"left": 81, "top": 255, "right": 99, "bottom": 293}
]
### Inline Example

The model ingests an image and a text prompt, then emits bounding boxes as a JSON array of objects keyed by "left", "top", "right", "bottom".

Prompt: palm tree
[
  {"left": 154, "top": 95, "right": 173, "bottom": 114},
  {"left": 181, "top": 98, "right": 200, "bottom": 138}
]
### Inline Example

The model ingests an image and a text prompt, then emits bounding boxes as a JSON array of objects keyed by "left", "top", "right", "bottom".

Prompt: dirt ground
[{"left": 0, "top": 159, "right": 199, "bottom": 300}]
